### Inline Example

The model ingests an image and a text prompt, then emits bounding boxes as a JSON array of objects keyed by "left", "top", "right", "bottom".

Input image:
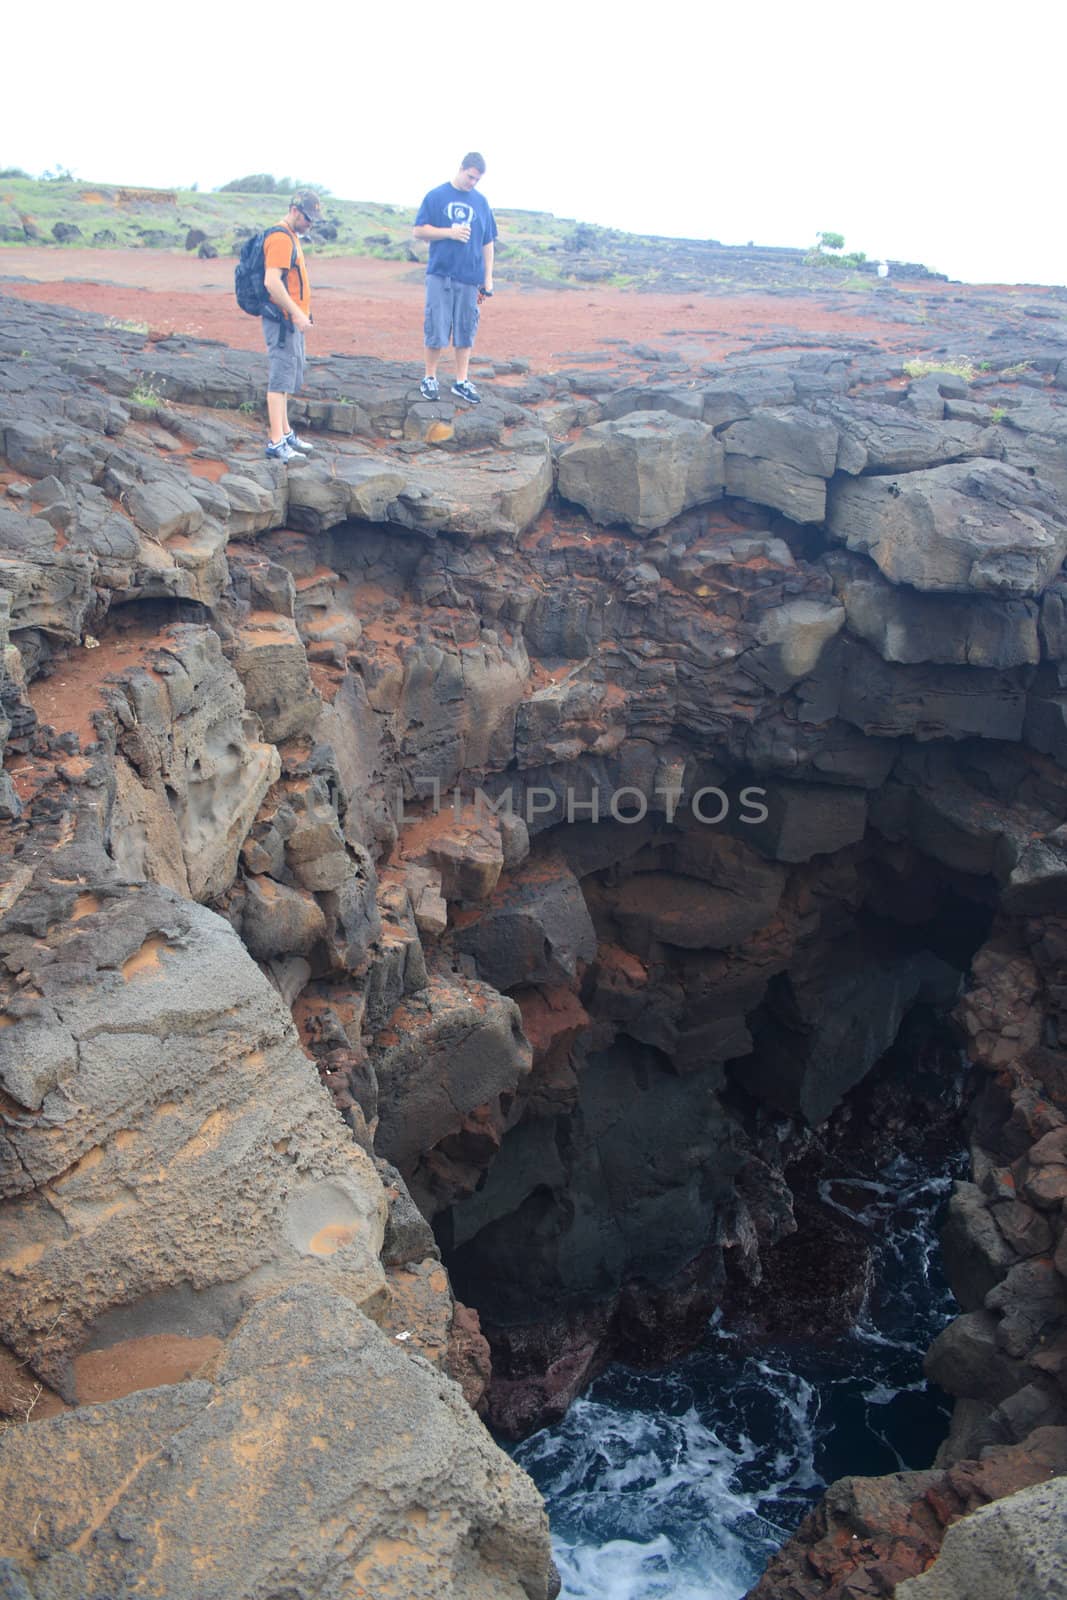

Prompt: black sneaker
[
  {"left": 451, "top": 379, "right": 481, "bottom": 404},
  {"left": 419, "top": 376, "right": 440, "bottom": 401},
  {"left": 285, "top": 430, "right": 314, "bottom": 453}
]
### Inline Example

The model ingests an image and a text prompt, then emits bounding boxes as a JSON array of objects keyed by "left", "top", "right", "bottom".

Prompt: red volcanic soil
[{"left": 0, "top": 247, "right": 987, "bottom": 373}]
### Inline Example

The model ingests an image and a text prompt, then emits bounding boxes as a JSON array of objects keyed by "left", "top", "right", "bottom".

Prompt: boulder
[
  {"left": 827, "top": 461, "right": 1067, "bottom": 597},
  {"left": 735, "top": 780, "right": 868, "bottom": 863},
  {"left": 601, "top": 384, "right": 705, "bottom": 422},
  {"left": 0, "top": 1285, "right": 556, "bottom": 1600},
  {"left": 830, "top": 398, "right": 999, "bottom": 475},
  {"left": 390, "top": 447, "right": 553, "bottom": 540},
  {"left": 426, "top": 821, "right": 505, "bottom": 903},
  {"left": 370, "top": 974, "right": 532, "bottom": 1204},
  {"left": 925, "top": 1309, "right": 1030, "bottom": 1402},
  {"left": 0, "top": 871, "right": 387, "bottom": 1398},
  {"left": 558, "top": 411, "right": 724, "bottom": 532},
  {"left": 453, "top": 851, "right": 598, "bottom": 990},
  {"left": 825, "top": 548, "right": 1041, "bottom": 668},
  {"left": 241, "top": 874, "right": 327, "bottom": 960},
  {"left": 724, "top": 452, "right": 827, "bottom": 524},
  {"left": 941, "top": 1181, "right": 1016, "bottom": 1309},
  {"left": 895, "top": 1476, "right": 1067, "bottom": 1600},
  {"left": 721, "top": 406, "right": 839, "bottom": 477}
]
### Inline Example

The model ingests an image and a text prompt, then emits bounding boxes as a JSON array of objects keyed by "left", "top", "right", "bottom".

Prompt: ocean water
[{"left": 512, "top": 1153, "right": 961, "bottom": 1600}]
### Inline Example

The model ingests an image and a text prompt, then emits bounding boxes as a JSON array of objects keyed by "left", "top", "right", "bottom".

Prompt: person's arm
[
  {"left": 481, "top": 239, "right": 494, "bottom": 294},
  {"left": 413, "top": 220, "right": 471, "bottom": 242},
  {"left": 264, "top": 266, "right": 311, "bottom": 331}
]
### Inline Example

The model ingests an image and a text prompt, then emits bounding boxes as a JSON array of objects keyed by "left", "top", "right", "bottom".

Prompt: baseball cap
[{"left": 292, "top": 191, "right": 323, "bottom": 220}]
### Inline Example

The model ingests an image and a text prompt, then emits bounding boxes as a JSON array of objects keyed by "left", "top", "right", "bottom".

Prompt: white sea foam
[{"left": 513, "top": 1146, "right": 966, "bottom": 1600}]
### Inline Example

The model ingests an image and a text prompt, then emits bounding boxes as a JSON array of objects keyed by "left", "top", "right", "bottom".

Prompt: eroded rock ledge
[{"left": 1, "top": 290, "right": 1067, "bottom": 1594}]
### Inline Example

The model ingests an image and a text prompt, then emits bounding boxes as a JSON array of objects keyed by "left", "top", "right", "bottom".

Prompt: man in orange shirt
[{"left": 263, "top": 190, "right": 321, "bottom": 463}]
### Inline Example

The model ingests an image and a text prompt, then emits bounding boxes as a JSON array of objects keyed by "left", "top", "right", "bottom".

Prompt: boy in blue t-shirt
[{"left": 413, "top": 152, "right": 497, "bottom": 405}]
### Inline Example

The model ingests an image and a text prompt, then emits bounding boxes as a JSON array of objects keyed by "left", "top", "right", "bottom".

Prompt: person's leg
[
  {"left": 450, "top": 286, "right": 481, "bottom": 398},
  {"left": 453, "top": 285, "right": 480, "bottom": 379},
  {"left": 284, "top": 331, "right": 306, "bottom": 440},
  {"left": 423, "top": 277, "right": 453, "bottom": 383},
  {"left": 264, "top": 318, "right": 301, "bottom": 444},
  {"left": 267, "top": 390, "right": 289, "bottom": 444}
]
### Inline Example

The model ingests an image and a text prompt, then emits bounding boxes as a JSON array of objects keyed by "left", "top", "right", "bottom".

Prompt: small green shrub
[{"left": 130, "top": 381, "right": 162, "bottom": 408}]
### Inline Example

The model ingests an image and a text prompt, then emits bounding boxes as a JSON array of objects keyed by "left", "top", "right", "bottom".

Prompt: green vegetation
[
  {"left": 990, "top": 405, "right": 1008, "bottom": 423},
  {"left": 217, "top": 174, "right": 332, "bottom": 196},
  {"left": 902, "top": 357, "right": 978, "bottom": 381},
  {"left": 805, "top": 230, "right": 868, "bottom": 271},
  {"left": 130, "top": 380, "right": 163, "bottom": 408}
]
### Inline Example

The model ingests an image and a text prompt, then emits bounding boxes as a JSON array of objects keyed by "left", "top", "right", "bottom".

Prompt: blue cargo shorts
[
  {"left": 262, "top": 315, "right": 306, "bottom": 394},
  {"left": 424, "top": 274, "right": 481, "bottom": 350}
]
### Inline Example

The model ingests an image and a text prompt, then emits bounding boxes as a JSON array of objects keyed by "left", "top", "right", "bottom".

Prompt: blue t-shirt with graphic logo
[{"left": 415, "top": 182, "right": 498, "bottom": 285}]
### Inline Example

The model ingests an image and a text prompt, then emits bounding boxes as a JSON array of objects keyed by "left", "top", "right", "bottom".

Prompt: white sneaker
[{"left": 265, "top": 439, "right": 298, "bottom": 463}]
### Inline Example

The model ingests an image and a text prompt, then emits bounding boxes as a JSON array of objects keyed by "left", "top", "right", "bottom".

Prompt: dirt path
[{"left": 0, "top": 247, "right": 975, "bottom": 373}]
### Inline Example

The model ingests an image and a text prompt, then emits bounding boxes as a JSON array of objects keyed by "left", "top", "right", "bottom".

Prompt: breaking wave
[{"left": 513, "top": 1152, "right": 962, "bottom": 1600}]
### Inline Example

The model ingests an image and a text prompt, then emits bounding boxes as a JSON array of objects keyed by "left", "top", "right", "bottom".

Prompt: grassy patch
[{"left": 903, "top": 357, "right": 978, "bottom": 382}]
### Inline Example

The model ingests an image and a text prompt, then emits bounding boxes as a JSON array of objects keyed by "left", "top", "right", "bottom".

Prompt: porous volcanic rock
[
  {"left": 0, "top": 1284, "right": 557, "bottom": 1600},
  {"left": 894, "top": 1475, "right": 1067, "bottom": 1600},
  {"left": 0, "top": 865, "right": 387, "bottom": 1396}
]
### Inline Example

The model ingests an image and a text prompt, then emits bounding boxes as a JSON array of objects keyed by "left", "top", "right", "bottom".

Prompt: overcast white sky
[{"left": 5, "top": 0, "right": 1061, "bottom": 286}]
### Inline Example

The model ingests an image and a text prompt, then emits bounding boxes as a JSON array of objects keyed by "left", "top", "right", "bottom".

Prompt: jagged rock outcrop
[
  {"left": 895, "top": 1475, "right": 1067, "bottom": 1599},
  {"left": 743, "top": 1428, "right": 1067, "bottom": 1600},
  {"left": 0, "top": 1285, "right": 555, "bottom": 1600}
]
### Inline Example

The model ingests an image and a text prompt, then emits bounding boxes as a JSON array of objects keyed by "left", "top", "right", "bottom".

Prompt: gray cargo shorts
[
  {"left": 262, "top": 315, "right": 306, "bottom": 394},
  {"left": 424, "top": 274, "right": 480, "bottom": 350}
]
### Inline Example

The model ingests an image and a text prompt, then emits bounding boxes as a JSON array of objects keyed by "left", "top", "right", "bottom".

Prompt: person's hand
[
  {"left": 450, "top": 222, "right": 472, "bottom": 242},
  {"left": 292, "top": 309, "right": 312, "bottom": 333},
  {"left": 478, "top": 285, "right": 493, "bottom": 305}
]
